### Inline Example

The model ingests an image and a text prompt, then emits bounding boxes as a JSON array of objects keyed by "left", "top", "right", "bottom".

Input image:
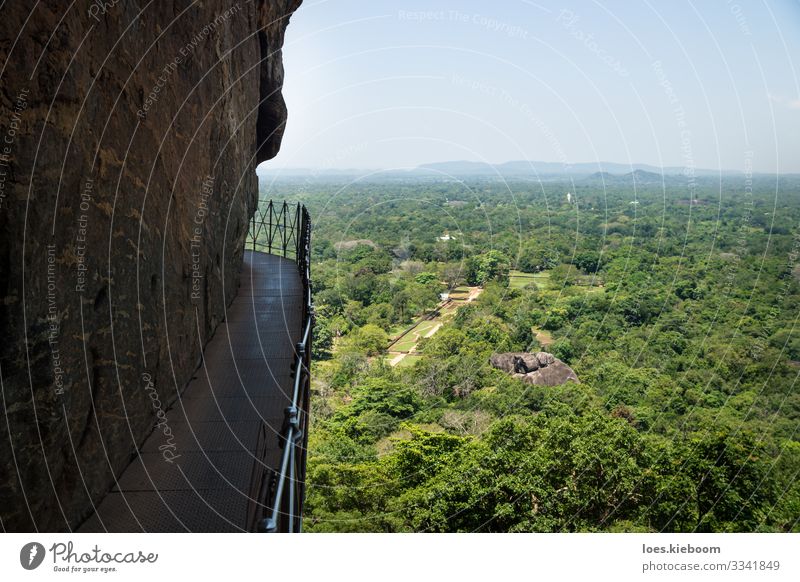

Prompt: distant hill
[
  {"left": 258, "top": 160, "right": 740, "bottom": 180},
  {"left": 584, "top": 169, "right": 683, "bottom": 185},
  {"left": 415, "top": 160, "right": 727, "bottom": 177}
]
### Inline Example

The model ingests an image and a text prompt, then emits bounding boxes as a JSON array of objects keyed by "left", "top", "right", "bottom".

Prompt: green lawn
[
  {"left": 415, "top": 320, "right": 438, "bottom": 335},
  {"left": 535, "top": 328, "right": 554, "bottom": 347},
  {"left": 392, "top": 335, "right": 418, "bottom": 352},
  {"left": 395, "top": 354, "right": 422, "bottom": 368},
  {"left": 531, "top": 271, "right": 553, "bottom": 290},
  {"left": 390, "top": 319, "right": 438, "bottom": 352},
  {"left": 439, "top": 302, "right": 459, "bottom": 316},
  {"left": 510, "top": 269, "right": 556, "bottom": 290},
  {"left": 388, "top": 324, "right": 410, "bottom": 340},
  {"left": 509, "top": 269, "right": 538, "bottom": 290}
]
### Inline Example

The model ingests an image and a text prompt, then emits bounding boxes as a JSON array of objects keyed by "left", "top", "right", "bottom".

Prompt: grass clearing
[
  {"left": 509, "top": 270, "right": 538, "bottom": 290},
  {"left": 535, "top": 329, "right": 554, "bottom": 347},
  {"left": 395, "top": 354, "right": 422, "bottom": 368},
  {"left": 392, "top": 335, "right": 418, "bottom": 352},
  {"left": 532, "top": 271, "right": 553, "bottom": 290},
  {"left": 387, "top": 289, "right": 480, "bottom": 364},
  {"left": 509, "top": 269, "right": 554, "bottom": 291},
  {"left": 415, "top": 320, "right": 438, "bottom": 334}
]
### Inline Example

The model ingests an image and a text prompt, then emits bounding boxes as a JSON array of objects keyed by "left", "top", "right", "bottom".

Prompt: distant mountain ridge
[
  {"left": 415, "top": 160, "right": 729, "bottom": 177},
  {"left": 258, "top": 159, "right": 742, "bottom": 179}
]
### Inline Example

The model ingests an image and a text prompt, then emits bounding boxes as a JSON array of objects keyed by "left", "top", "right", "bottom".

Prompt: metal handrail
[
  {"left": 247, "top": 200, "right": 313, "bottom": 533},
  {"left": 249, "top": 200, "right": 303, "bottom": 259}
]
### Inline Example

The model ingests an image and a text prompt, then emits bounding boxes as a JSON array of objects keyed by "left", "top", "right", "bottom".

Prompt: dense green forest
[{"left": 261, "top": 173, "right": 800, "bottom": 532}]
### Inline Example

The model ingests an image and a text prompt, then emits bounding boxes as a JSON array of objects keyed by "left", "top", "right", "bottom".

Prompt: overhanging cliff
[{"left": 0, "top": 0, "right": 301, "bottom": 531}]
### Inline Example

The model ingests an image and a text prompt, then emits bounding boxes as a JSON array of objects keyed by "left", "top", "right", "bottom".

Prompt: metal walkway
[{"left": 79, "top": 251, "right": 304, "bottom": 532}]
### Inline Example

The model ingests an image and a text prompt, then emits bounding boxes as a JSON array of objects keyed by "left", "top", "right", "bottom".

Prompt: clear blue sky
[{"left": 265, "top": 0, "right": 800, "bottom": 173}]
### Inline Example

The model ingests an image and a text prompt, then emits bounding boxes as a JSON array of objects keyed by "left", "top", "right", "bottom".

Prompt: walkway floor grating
[{"left": 78, "top": 252, "right": 303, "bottom": 532}]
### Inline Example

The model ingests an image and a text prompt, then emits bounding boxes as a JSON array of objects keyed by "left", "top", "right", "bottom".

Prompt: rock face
[
  {"left": 0, "top": 1, "right": 301, "bottom": 531},
  {"left": 490, "top": 352, "right": 580, "bottom": 386}
]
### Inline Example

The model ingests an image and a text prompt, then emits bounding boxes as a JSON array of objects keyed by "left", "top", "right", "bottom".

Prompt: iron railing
[
  {"left": 248, "top": 199, "right": 306, "bottom": 260},
  {"left": 246, "top": 200, "right": 313, "bottom": 533}
]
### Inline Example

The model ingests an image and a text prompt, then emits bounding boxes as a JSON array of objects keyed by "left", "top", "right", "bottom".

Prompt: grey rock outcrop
[
  {"left": 0, "top": 1, "right": 301, "bottom": 531},
  {"left": 490, "top": 352, "right": 579, "bottom": 386}
]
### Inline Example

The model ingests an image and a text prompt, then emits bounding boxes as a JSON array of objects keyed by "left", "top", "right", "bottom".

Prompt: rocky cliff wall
[{"left": 0, "top": 0, "right": 301, "bottom": 531}]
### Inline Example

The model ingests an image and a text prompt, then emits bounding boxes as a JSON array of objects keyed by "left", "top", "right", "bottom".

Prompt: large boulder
[{"left": 490, "top": 352, "right": 579, "bottom": 386}]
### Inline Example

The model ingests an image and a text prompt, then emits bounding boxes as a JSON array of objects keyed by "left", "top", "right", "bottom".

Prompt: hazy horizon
[
  {"left": 256, "top": 158, "right": 795, "bottom": 175},
  {"left": 262, "top": 0, "right": 800, "bottom": 174}
]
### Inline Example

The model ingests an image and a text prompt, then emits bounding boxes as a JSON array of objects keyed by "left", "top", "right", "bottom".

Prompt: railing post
[
  {"left": 282, "top": 201, "right": 288, "bottom": 257},
  {"left": 269, "top": 200, "right": 275, "bottom": 254},
  {"left": 295, "top": 202, "right": 301, "bottom": 259}
]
